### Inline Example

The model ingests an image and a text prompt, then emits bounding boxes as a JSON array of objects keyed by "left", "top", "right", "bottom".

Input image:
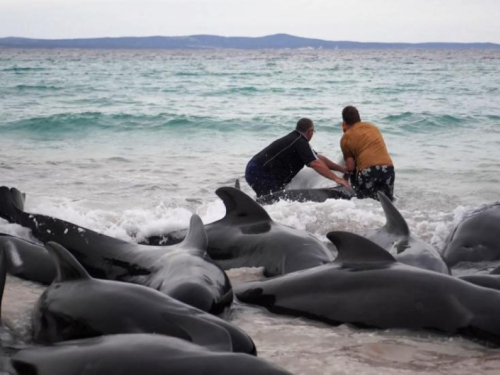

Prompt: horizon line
[{"left": 1, "top": 33, "right": 499, "bottom": 45}]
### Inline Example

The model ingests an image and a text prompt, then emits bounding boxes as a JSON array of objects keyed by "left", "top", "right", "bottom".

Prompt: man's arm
[
  {"left": 340, "top": 135, "right": 356, "bottom": 174},
  {"left": 344, "top": 157, "right": 356, "bottom": 173},
  {"left": 309, "top": 160, "right": 350, "bottom": 189},
  {"left": 317, "top": 154, "right": 349, "bottom": 174}
]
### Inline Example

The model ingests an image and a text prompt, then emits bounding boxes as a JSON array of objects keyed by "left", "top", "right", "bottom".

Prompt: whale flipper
[
  {"left": 327, "top": 231, "right": 397, "bottom": 264},
  {"left": 377, "top": 191, "right": 410, "bottom": 237},
  {"left": 216, "top": 187, "right": 271, "bottom": 223},
  {"left": 180, "top": 215, "right": 208, "bottom": 256},
  {"left": 161, "top": 312, "right": 232, "bottom": 353},
  {"left": 45, "top": 242, "right": 91, "bottom": 282}
]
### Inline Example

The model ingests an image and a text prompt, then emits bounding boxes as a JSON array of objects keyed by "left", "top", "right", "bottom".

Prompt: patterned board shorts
[{"left": 350, "top": 165, "right": 395, "bottom": 201}]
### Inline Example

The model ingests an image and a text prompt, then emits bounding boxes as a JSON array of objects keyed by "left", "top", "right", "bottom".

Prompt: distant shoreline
[{"left": 1, "top": 34, "right": 499, "bottom": 50}]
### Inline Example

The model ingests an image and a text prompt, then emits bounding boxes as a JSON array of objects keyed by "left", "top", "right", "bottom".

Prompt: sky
[{"left": 1, "top": 0, "right": 499, "bottom": 43}]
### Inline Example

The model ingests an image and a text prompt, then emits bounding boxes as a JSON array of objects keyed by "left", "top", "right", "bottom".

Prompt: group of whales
[
  {"left": 0, "top": 184, "right": 500, "bottom": 374},
  {"left": 0, "top": 186, "right": 290, "bottom": 374}
]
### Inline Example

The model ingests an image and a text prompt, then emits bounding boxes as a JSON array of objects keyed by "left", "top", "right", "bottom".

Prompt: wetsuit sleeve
[{"left": 296, "top": 139, "right": 318, "bottom": 166}]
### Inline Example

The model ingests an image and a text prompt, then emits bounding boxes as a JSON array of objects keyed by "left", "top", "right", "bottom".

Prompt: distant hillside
[{"left": 0, "top": 34, "right": 499, "bottom": 50}]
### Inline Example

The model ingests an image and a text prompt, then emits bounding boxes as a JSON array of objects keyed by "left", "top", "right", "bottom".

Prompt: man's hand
[
  {"left": 339, "top": 167, "right": 349, "bottom": 175},
  {"left": 309, "top": 160, "right": 351, "bottom": 189},
  {"left": 336, "top": 178, "right": 350, "bottom": 190}
]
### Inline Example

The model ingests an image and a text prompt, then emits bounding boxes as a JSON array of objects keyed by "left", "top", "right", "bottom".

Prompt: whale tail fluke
[
  {"left": 0, "top": 186, "right": 25, "bottom": 224},
  {"left": 10, "top": 188, "right": 25, "bottom": 212}
]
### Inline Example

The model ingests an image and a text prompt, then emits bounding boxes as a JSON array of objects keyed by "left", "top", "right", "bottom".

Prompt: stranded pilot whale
[
  {"left": 32, "top": 242, "right": 255, "bottom": 355},
  {"left": 254, "top": 163, "right": 354, "bottom": 205},
  {"left": 0, "top": 186, "right": 232, "bottom": 314},
  {"left": 443, "top": 203, "right": 500, "bottom": 267},
  {"left": 145, "top": 187, "right": 334, "bottom": 277},
  {"left": 362, "top": 192, "right": 449, "bottom": 274},
  {"left": 10, "top": 334, "right": 291, "bottom": 375},
  {"left": 256, "top": 186, "right": 353, "bottom": 205},
  {"left": 236, "top": 231, "right": 500, "bottom": 346}
]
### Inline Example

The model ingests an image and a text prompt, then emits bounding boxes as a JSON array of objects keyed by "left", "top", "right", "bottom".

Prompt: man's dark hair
[
  {"left": 342, "top": 106, "right": 361, "bottom": 126},
  {"left": 296, "top": 118, "right": 313, "bottom": 132}
]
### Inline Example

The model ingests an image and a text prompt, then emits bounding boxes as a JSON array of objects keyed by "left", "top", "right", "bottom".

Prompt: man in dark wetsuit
[
  {"left": 245, "top": 118, "right": 350, "bottom": 197},
  {"left": 340, "top": 106, "right": 395, "bottom": 201}
]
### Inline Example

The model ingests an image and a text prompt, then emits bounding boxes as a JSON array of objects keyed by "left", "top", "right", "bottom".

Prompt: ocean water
[{"left": 1, "top": 48, "right": 500, "bottom": 374}]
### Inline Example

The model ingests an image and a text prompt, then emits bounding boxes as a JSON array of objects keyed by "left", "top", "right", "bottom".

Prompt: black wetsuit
[{"left": 245, "top": 130, "right": 317, "bottom": 197}]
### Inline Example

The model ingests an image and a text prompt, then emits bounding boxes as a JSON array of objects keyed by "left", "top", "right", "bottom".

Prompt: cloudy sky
[{"left": 1, "top": 0, "right": 499, "bottom": 43}]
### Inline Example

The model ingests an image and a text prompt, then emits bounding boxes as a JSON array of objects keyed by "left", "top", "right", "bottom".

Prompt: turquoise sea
[{"left": 1, "top": 48, "right": 500, "bottom": 374}]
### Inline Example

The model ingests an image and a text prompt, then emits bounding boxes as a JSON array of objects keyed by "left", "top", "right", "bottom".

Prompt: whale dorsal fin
[
  {"left": 377, "top": 191, "right": 410, "bottom": 237},
  {"left": 180, "top": 215, "right": 208, "bottom": 255},
  {"left": 216, "top": 187, "right": 271, "bottom": 223},
  {"left": 234, "top": 179, "right": 241, "bottom": 190},
  {"left": 327, "top": 231, "right": 397, "bottom": 264},
  {"left": 45, "top": 242, "right": 91, "bottom": 282}
]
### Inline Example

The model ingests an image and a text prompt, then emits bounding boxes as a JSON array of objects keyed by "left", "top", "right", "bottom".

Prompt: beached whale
[
  {"left": 235, "top": 231, "right": 500, "bottom": 346},
  {"left": 145, "top": 187, "right": 335, "bottom": 277},
  {"left": 0, "top": 186, "right": 232, "bottom": 314},
  {"left": 362, "top": 192, "right": 449, "bottom": 274},
  {"left": 256, "top": 186, "right": 354, "bottom": 205},
  {"left": 254, "top": 164, "right": 354, "bottom": 204},
  {"left": 443, "top": 203, "right": 500, "bottom": 267},
  {"left": 32, "top": 242, "right": 255, "bottom": 354},
  {"left": 0, "top": 233, "right": 55, "bottom": 284},
  {"left": 10, "top": 334, "right": 292, "bottom": 375}
]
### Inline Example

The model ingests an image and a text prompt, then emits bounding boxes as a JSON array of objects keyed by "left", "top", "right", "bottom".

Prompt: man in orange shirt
[{"left": 340, "top": 106, "right": 395, "bottom": 201}]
